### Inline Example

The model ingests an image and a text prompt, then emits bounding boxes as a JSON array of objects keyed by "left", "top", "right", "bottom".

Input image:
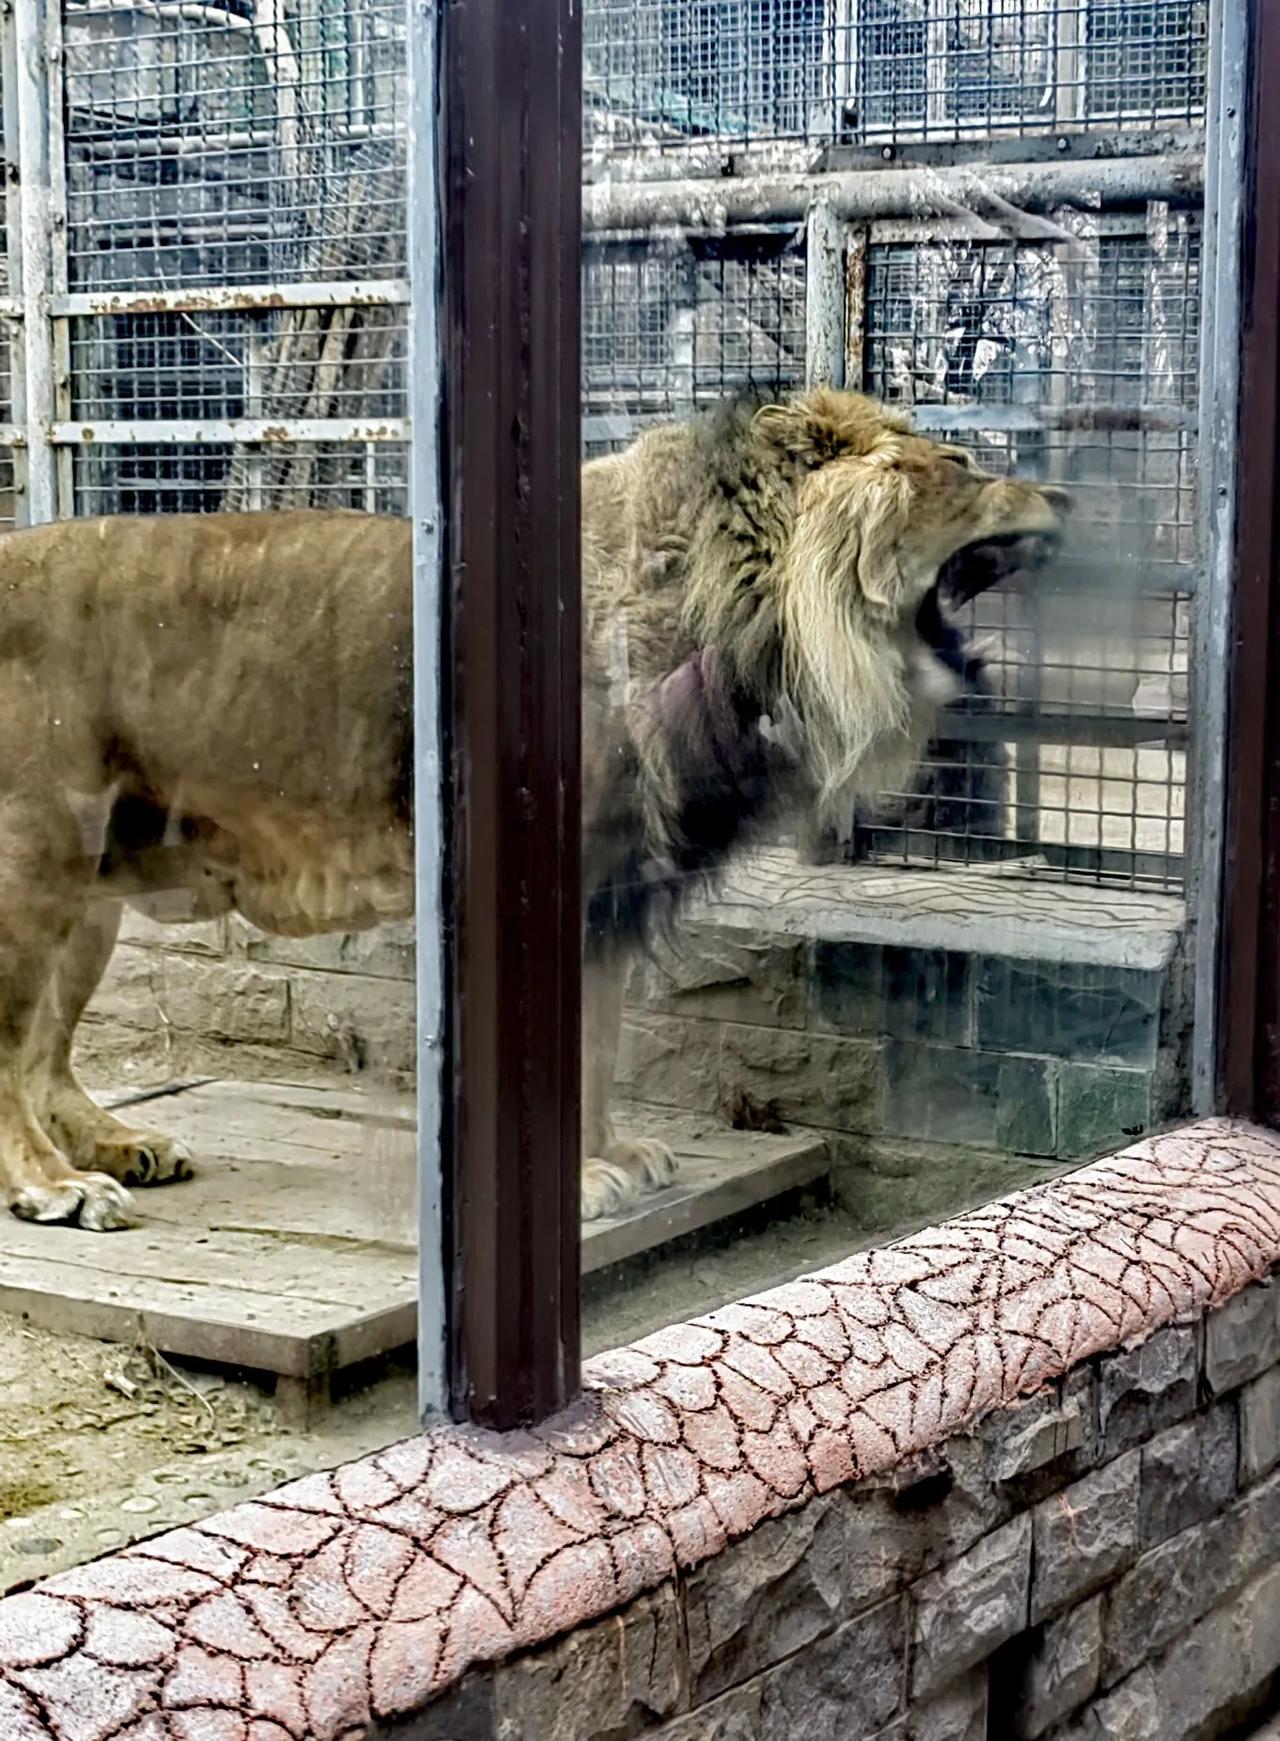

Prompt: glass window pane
[
  {"left": 0, "top": 0, "right": 431, "bottom": 1589},
  {"left": 580, "top": 0, "right": 1208, "bottom": 1352}
]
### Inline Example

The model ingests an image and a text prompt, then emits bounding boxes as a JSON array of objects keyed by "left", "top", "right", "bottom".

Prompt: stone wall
[
  {"left": 3, "top": 1121, "right": 1278, "bottom": 1741},
  {"left": 84, "top": 861, "right": 1189, "bottom": 1203},
  {"left": 398, "top": 1286, "right": 1280, "bottom": 1741}
]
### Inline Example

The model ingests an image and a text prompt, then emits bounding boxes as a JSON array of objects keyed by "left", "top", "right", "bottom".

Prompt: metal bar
[
  {"left": 940, "top": 712, "right": 1190, "bottom": 751},
  {"left": 805, "top": 200, "right": 847, "bottom": 388},
  {"left": 52, "top": 281, "right": 412, "bottom": 318},
  {"left": 440, "top": 0, "right": 582, "bottom": 1430},
  {"left": 1190, "top": 0, "right": 1248, "bottom": 1115},
  {"left": 582, "top": 153, "right": 1206, "bottom": 234},
  {"left": 51, "top": 418, "right": 410, "bottom": 446},
  {"left": 12, "top": 0, "right": 60, "bottom": 523},
  {"left": 1218, "top": 0, "right": 1280, "bottom": 1120},
  {"left": 406, "top": 0, "right": 446, "bottom": 1425}
]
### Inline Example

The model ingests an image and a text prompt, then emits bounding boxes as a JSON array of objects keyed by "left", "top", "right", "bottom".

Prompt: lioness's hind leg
[
  {"left": 580, "top": 948, "right": 677, "bottom": 1222},
  {"left": 28, "top": 902, "right": 194, "bottom": 1188}
]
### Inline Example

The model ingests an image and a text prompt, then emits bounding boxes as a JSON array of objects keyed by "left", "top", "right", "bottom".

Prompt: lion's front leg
[
  {"left": 581, "top": 947, "right": 678, "bottom": 1222},
  {"left": 27, "top": 902, "right": 194, "bottom": 1189}
]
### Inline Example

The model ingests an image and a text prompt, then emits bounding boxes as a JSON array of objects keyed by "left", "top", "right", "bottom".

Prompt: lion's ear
[
  {"left": 753, "top": 391, "right": 900, "bottom": 468},
  {"left": 849, "top": 464, "right": 911, "bottom": 610}
]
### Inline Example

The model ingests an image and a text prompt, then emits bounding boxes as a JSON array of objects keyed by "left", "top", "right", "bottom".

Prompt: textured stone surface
[
  {"left": 1066, "top": 1561, "right": 1280, "bottom": 1741},
  {"left": 1015, "top": 1596, "right": 1103, "bottom": 1739},
  {"left": 683, "top": 1495, "right": 848, "bottom": 1701},
  {"left": 1103, "top": 1465, "right": 1280, "bottom": 1683},
  {"left": 906, "top": 1668, "right": 987, "bottom": 1741},
  {"left": 975, "top": 957, "right": 1162, "bottom": 1067},
  {"left": 1139, "top": 1404, "right": 1237, "bottom": 1548},
  {"left": 811, "top": 941, "right": 974, "bottom": 1047},
  {"left": 984, "top": 1383, "right": 1089, "bottom": 1487},
  {"left": 638, "top": 928, "right": 808, "bottom": 1031},
  {"left": 1240, "top": 1367, "right": 1280, "bottom": 1486},
  {"left": 883, "top": 1042, "right": 1056, "bottom": 1155},
  {"left": 720, "top": 1023, "right": 882, "bottom": 1132},
  {"left": 651, "top": 1598, "right": 906, "bottom": 1741},
  {"left": 489, "top": 1585, "right": 686, "bottom": 1739},
  {"left": 1096, "top": 1322, "right": 1199, "bottom": 1459},
  {"left": 615, "top": 1012, "right": 723, "bottom": 1115},
  {"left": 1031, "top": 1453, "right": 1139, "bottom": 1622},
  {"left": 910, "top": 1513, "right": 1031, "bottom": 1696},
  {"left": 1206, "top": 1279, "right": 1280, "bottom": 1396},
  {"left": 2, "top": 1119, "right": 1280, "bottom": 1737},
  {"left": 288, "top": 968, "right": 416, "bottom": 1074},
  {"left": 1057, "top": 1065, "right": 1153, "bottom": 1161}
]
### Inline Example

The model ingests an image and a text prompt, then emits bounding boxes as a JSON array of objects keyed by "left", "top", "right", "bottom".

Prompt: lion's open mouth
[{"left": 938, "top": 529, "right": 1061, "bottom": 607}]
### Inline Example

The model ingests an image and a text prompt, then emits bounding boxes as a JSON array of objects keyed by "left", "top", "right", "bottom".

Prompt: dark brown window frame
[
  {"left": 437, "top": 0, "right": 583, "bottom": 1430},
  {"left": 1219, "top": 0, "right": 1280, "bottom": 1123}
]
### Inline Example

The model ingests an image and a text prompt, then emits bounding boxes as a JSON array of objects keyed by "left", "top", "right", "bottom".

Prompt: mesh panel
[{"left": 583, "top": 0, "right": 1207, "bottom": 150}]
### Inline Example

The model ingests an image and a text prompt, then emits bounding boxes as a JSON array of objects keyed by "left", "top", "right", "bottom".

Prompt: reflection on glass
[{"left": 580, "top": 0, "right": 1203, "bottom": 1356}]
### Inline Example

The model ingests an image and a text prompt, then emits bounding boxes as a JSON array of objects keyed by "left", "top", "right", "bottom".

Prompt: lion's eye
[{"left": 941, "top": 450, "right": 971, "bottom": 470}]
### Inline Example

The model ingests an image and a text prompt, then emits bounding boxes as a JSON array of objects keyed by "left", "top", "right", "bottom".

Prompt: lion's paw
[
  {"left": 581, "top": 1138, "right": 679, "bottom": 1222},
  {"left": 11, "top": 1172, "right": 136, "bottom": 1231}
]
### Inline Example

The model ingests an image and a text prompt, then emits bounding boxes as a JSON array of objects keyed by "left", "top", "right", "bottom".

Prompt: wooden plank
[
  {"left": 0, "top": 1082, "right": 829, "bottom": 1383},
  {"left": 0, "top": 1254, "right": 350, "bottom": 1377},
  {"left": 582, "top": 1132, "right": 831, "bottom": 1274}
]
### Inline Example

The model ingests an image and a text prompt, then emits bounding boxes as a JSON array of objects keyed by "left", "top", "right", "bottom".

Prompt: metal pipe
[{"left": 582, "top": 151, "right": 1205, "bottom": 233}]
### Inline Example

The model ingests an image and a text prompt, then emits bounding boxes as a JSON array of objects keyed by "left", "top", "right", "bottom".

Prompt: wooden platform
[{"left": 0, "top": 1080, "right": 830, "bottom": 1389}]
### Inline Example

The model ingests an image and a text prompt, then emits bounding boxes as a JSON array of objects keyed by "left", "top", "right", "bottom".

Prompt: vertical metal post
[
  {"left": 406, "top": 0, "right": 447, "bottom": 1421},
  {"left": 1190, "top": 0, "right": 1247, "bottom": 1114},
  {"left": 805, "top": 199, "right": 847, "bottom": 388},
  {"left": 11, "top": 0, "right": 62, "bottom": 525},
  {"left": 439, "top": 0, "right": 583, "bottom": 1429}
]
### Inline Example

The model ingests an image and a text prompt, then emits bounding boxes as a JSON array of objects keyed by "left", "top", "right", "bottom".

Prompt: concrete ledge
[{"left": 1, "top": 1117, "right": 1278, "bottom": 1738}]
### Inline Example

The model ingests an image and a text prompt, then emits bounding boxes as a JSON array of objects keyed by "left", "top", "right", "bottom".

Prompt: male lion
[{"left": 0, "top": 388, "right": 1066, "bottom": 1232}]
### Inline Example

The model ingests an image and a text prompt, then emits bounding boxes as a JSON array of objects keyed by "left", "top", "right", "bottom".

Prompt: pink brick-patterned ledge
[{"left": 3, "top": 1117, "right": 1280, "bottom": 1739}]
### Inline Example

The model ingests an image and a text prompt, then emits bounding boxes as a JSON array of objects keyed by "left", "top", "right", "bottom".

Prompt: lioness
[{"left": 0, "top": 388, "right": 1066, "bottom": 1231}]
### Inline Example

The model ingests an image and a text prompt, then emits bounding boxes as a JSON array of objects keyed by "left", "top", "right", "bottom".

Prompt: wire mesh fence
[
  {"left": 583, "top": 0, "right": 1208, "bottom": 154},
  {"left": 0, "top": 0, "right": 1208, "bottom": 889}
]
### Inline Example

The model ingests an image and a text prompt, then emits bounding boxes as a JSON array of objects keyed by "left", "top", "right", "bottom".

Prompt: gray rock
[
  {"left": 907, "top": 1669, "right": 988, "bottom": 1741},
  {"left": 1240, "top": 1366, "right": 1280, "bottom": 1486},
  {"left": 1102, "top": 1465, "right": 1280, "bottom": 1684},
  {"left": 639, "top": 925, "right": 808, "bottom": 1031},
  {"left": 975, "top": 956, "right": 1161, "bottom": 1067},
  {"left": 883, "top": 1043, "right": 1055, "bottom": 1156},
  {"left": 720, "top": 1023, "right": 883, "bottom": 1133},
  {"left": 654, "top": 1599, "right": 906, "bottom": 1741},
  {"left": 1206, "top": 1281, "right": 1280, "bottom": 1396},
  {"left": 1031, "top": 1452, "right": 1139, "bottom": 1623},
  {"left": 490, "top": 1585, "right": 686, "bottom": 1740},
  {"left": 1138, "top": 1403, "right": 1237, "bottom": 1548},
  {"left": 1096, "top": 1324, "right": 1199, "bottom": 1459},
  {"left": 911, "top": 1513, "right": 1031, "bottom": 1697},
  {"left": 1057, "top": 1065, "right": 1152, "bottom": 1161},
  {"left": 683, "top": 1494, "right": 848, "bottom": 1703},
  {"left": 811, "top": 940, "right": 974, "bottom": 1047},
  {"left": 1015, "top": 1597, "right": 1103, "bottom": 1739}
]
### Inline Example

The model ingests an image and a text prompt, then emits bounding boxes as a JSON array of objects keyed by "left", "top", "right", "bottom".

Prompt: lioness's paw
[
  {"left": 89, "top": 1130, "right": 194, "bottom": 1187},
  {"left": 11, "top": 1172, "right": 135, "bottom": 1231}
]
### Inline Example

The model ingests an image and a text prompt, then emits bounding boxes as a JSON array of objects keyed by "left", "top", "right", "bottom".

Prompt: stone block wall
[
  {"left": 394, "top": 1283, "right": 1280, "bottom": 1741},
  {"left": 83, "top": 863, "right": 1189, "bottom": 1204}
]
